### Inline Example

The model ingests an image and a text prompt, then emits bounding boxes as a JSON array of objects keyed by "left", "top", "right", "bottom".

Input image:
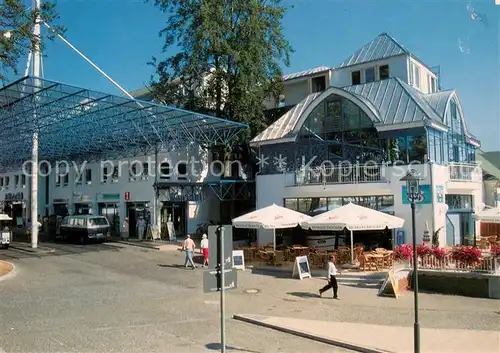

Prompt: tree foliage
[
  {"left": 149, "top": 0, "right": 292, "bottom": 141},
  {"left": 0, "top": 0, "right": 64, "bottom": 82}
]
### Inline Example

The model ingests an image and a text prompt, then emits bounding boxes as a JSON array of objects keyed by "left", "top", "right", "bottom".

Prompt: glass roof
[{"left": 0, "top": 76, "right": 247, "bottom": 170}]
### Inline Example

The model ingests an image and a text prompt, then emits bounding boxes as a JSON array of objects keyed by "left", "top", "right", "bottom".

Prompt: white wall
[
  {"left": 331, "top": 55, "right": 408, "bottom": 88},
  {"left": 256, "top": 163, "right": 484, "bottom": 247},
  {"left": 408, "top": 57, "right": 438, "bottom": 94}
]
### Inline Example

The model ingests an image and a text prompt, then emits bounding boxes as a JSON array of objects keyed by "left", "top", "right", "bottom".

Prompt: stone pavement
[{"left": 234, "top": 314, "right": 500, "bottom": 353}]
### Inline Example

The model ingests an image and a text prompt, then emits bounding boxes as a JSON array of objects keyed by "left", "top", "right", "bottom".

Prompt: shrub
[
  {"left": 432, "top": 247, "right": 446, "bottom": 260},
  {"left": 451, "top": 246, "right": 482, "bottom": 264},
  {"left": 393, "top": 244, "right": 413, "bottom": 261}
]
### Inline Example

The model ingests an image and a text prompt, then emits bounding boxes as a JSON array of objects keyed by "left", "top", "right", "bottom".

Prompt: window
[
  {"left": 177, "top": 162, "right": 187, "bottom": 180},
  {"left": 55, "top": 174, "right": 61, "bottom": 187},
  {"left": 311, "top": 76, "right": 326, "bottom": 93},
  {"left": 364, "top": 67, "right": 375, "bottom": 83},
  {"left": 413, "top": 64, "right": 420, "bottom": 88},
  {"left": 63, "top": 173, "right": 69, "bottom": 186},
  {"left": 450, "top": 100, "right": 458, "bottom": 120},
  {"left": 88, "top": 217, "right": 108, "bottom": 226},
  {"left": 14, "top": 175, "right": 19, "bottom": 188},
  {"left": 284, "top": 198, "right": 298, "bottom": 211},
  {"left": 351, "top": 71, "right": 361, "bottom": 85},
  {"left": 379, "top": 65, "right": 389, "bottom": 80},
  {"left": 85, "top": 169, "right": 92, "bottom": 184},
  {"left": 101, "top": 167, "right": 108, "bottom": 183},
  {"left": 277, "top": 94, "right": 286, "bottom": 108},
  {"left": 160, "top": 162, "right": 170, "bottom": 180},
  {"left": 0, "top": 177, "right": 3, "bottom": 188},
  {"left": 429, "top": 75, "right": 437, "bottom": 93},
  {"left": 129, "top": 163, "right": 137, "bottom": 181},
  {"left": 142, "top": 162, "right": 149, "bottom": 179},
  {"left": 21, "top": 175, "right": 26, "bottom": 188},
  {"left": 112, "top": 166, "right": 119, "bottom": 182}
]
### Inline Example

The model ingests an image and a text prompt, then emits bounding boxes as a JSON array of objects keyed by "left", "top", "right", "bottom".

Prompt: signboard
[
  {"left": 396, "top": 230, "right": 405, "bottom": 246},
  {"left": 203, "top": 268, "right": 238, "bottom": 293},
  {"left": 151, "top": 225, "right": 161, "bottom": 240},
  {"left": 53, "top": 198, "right": 69, "bottom": 204},
  {"left": 435, "top": 185, "right": 444, "bottom": 203},
  {"left": 208, "top": 225, "right": 233, "bottom": 270},
  {"left": 101, "top": 193, "right": 120, "bottom": 201},
  {"left": 292, "top": 256, "right": 311, "bottom": 280},
  {"left": 232, "top": 250, "right": 245, "bottom": 270},
  {"left": 124, "top": 192, "right": 130, "bottom": 201},
  {"left": 401, "top": 184, "right": 432, "bottom": 204},
  {"left": 4, "top": 192, "right": 24, "bottom": 201},
  {"left": 378, "top": 271, "right": 399, "bottom": 298},
  {"left": 166, "top": 222, "right": 176, "bottom": 241}
]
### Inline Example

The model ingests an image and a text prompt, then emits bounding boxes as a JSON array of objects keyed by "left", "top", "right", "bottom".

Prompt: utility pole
[{"left": 30, "top": 0, "right": 41, "bottom": 248}]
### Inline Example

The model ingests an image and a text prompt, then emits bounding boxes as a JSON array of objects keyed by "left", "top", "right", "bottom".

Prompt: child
[{"left": 319, "top": 255, "right": 341, "bottom": 299}]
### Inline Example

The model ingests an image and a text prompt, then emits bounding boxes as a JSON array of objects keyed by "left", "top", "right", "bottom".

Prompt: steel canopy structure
[{"left": 0, "top": 76, "right": 247, "bottom": 169}]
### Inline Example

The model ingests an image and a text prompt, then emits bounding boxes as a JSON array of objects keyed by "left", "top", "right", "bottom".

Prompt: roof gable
[{"left": 336, "top": 33, "right": 409, "bottom": 69}]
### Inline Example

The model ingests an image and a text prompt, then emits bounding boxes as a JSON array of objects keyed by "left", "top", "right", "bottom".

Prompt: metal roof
[
  {"left": 282, "top": 66, "right": 331, "bottom": 81},
  {"left": 336, "top": 33, "right": 409, "bottom": 69},
  {"left": 251, "top": 92, "right": 322, "bottom": 143},
  {"left": 422, "top": 90, "right": 454, "bottom": 117},
  {"left": 343, "top": 77, "right": 444, "bottom": 124},
  {"left": 0, "top": 76, "right": 247, "bottom": 170}
]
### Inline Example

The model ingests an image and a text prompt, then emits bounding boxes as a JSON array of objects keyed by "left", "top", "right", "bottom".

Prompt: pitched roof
[
  {"left": 422, "top": 90, "right": 454, "bottom": 117},
  {"left": 336, "top": 33, "right": 409, "bottom": 69},
  {"left": 283, "top": 66, "right": 331, "bottom": 81},
  {"left": 343, "top": 77, "right": 444, "bottom": 125},
  {"left": 251, "top": 92, "right": 322, "bottom": 143},
  {"left": 482, "top": 151, "right": 500, "bottom": 169}
]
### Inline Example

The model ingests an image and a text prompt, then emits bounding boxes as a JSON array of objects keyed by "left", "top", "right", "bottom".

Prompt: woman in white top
[
  {"left": 200, "top": 234, "right": 209, "bottom": 267},
  {"left": 319, "top": 255, "right": 341, "bottom": 299}
]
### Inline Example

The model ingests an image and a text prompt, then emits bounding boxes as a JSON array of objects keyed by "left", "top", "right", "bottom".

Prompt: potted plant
[
  {"left": 451, "top": 246, "right": 482, "bottom": 267},
  {"left": 491, "top": 244, "right": 500, "bottom": 257},
  {"left": 432, "top": 227, "right": 443, "bottom": 248}
]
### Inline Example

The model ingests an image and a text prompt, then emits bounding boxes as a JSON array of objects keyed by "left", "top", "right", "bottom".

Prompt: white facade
[{"left": 255, "top": 163, "right": 483, "bottom": 246}]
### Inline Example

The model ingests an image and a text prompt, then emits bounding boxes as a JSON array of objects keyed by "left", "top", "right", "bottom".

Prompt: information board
[
  {"left": 203, "top": 268, "right": 238, "bottom": 293},
  {"left": 208, "top": 225, "right": 233, "bottom": 270},
  {"left": 232, "top": 250, "right": 245, "bottom": 270},
  {"left": 378, "top": 270, "right": 399, "bottom": 298},
  {"left": 292, "top": 256, "right": 311, "bottom": 280}
]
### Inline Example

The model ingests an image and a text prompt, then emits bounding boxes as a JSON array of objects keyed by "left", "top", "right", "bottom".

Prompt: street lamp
[{"left": 400, "top": 169, "right": 423, "bottom": 353}]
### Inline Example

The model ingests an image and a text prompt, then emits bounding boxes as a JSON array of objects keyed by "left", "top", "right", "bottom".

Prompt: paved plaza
[{"left": 0, "top": 242, "right": 498, "bottom": 353}]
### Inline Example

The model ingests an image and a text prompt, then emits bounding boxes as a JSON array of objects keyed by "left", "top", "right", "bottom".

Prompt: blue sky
[{"left": 10, "top": 0, "right": 500, "bottom": 150}]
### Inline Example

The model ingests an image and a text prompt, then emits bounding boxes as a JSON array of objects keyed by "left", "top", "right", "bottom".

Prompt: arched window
[
  {"left": 160, "top": 162, "right": 170, "bottom": 180},
  {"left": 298, "top": 94, "right": 383, "bottom": 163}
]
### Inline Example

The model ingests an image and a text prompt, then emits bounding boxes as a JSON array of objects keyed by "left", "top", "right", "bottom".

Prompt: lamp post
[{"left": 400, "top": 169, "right": 423, "bottom": 353}]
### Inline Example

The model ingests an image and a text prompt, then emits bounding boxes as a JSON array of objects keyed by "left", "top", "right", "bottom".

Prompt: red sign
[{"left": 124, "top": 192, "right": 130, "bottom": 201}]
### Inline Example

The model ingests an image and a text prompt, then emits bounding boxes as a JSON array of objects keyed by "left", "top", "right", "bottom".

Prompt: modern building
[
  {"left": 251, "top": 33, "right": 484, "bottom": 248},
  {"left": 0, "top": 77, "right": 250, "bottom": 239}
]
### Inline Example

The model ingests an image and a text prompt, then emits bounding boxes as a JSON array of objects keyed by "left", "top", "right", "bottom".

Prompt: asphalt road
[{"left": 0, "top": 242, "right": 353, "bottom": 353}]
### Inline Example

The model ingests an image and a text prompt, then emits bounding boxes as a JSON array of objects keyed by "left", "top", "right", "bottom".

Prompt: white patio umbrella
[
  {"left": 300, "top": 202, "right": 405, "bottom": 263},
  {"left": 0, "top": 214, "right": 12, "bottom": 221},
  {"left": 232, "top": 203, "right": 311, "bottom": 250},
  {"left": 473, "top": 207, "right": 500, "bottom": 223}
]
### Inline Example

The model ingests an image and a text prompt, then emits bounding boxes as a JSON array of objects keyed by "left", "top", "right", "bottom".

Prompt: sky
[{"left": 6, "top": 0, "right": 500, "bottom": 151}]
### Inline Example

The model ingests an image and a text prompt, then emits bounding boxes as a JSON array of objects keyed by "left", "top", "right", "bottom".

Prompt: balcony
[
  {"left": 289, "top": 164, "right": 387, "bottom": 186},
  {"left": 448, "top": 163, "right": 482, "bottom": 182}
]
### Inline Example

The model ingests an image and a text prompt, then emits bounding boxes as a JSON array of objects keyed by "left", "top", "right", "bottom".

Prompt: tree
[
  {"left": 149, "top": 0, "right": 293, "bottom": 141},
  {"left": 0, "top": 0, "right": 64, "bottom": 82}
]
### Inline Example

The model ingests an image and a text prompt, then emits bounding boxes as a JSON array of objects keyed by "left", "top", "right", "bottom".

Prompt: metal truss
[
  {"left": 155, "top": 180, "right": 255, "bottom": 201},
  {"left": 206, "top": 180, "right": 255, "bottom": 201},
  {"left": 0, "top": 76, "right": 247, "bottom": 171}
]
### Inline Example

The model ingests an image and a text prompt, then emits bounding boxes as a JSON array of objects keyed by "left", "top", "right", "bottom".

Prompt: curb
[
  {"left": 9, "top": 245, "right": 54, "bottom": 254},
  {"left": 110, "top": 240, "right": 161, "bottom": 250},
  {"left": 233, "top": 314, "right": 394, "bottom": 353},
  {"left": 0, "top": 261, "right": 16, "bottom": 282}
]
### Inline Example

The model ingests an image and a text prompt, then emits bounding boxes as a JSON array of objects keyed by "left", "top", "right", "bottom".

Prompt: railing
[
  {"left": 405, "top": 255, "right": 499, "bottom": 274},
  {"left": 294, "top": 164, "right": 387, "bottom": 185},
  {"left": 448, "top": 163, "right": 482, "bottom": 182}
]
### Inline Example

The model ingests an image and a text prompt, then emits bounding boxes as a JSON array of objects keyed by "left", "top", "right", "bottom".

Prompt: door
[
  {"left": 446, "top": 214, "right": 461, "bottom": 246},
  {"left": 128, "top": 207, "right": 137, "bottom": 238}
]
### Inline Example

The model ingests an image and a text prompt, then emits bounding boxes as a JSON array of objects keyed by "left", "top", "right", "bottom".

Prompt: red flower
[
  {"left": 432, "top": 247, "right": 446, "bottom": 260},
  {"left": 417, "top": 245, "right": 432, "bottom": 258},
  {"left": 393, "top": 244, "right": 413, "bottom": 260},
  {"left": 491, "top": 245, "right": 500, "bottom": 257},
  {"left": 451, "top": 246, "right": 482, "bottom": 264}
]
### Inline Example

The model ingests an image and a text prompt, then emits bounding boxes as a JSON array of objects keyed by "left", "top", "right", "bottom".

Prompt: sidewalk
[
  {"left": 8, "top": 242, "right": 56, "bottom": 254},
  {"left": 233, "top": 314, "right": 499, "bottom": 353},
  {"left": 110, "top": 238, "right": 182, "bottom": 251}
]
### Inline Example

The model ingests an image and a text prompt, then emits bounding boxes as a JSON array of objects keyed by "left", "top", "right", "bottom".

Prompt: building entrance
[
  {"left": 161, "top": 202, "right": 186, "bottom": 239},
  {"left": 98, "top": 203, "right": 120, "bottom": 237},
  {"left": 126, "top": 202, "right": 150, "bottom": 239}
]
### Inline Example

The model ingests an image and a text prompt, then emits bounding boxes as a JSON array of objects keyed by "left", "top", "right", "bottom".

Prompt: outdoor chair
[
  {"left": 359, "top": 254, "right": 379, "bottom": 271},
  {"left": 273, "top": 250, "right": 284, "bottom": 267}
]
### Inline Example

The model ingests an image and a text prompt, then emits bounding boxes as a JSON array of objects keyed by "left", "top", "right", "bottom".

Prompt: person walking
[
  {"left": 319, "top": 255, "right": 341, "bottom": 299},
  {"left": 137, "top": 217, "right": 146, "bottom": 241},
  {"left": 182, "top": 234, "right": 196, "bottom": 269},
  {"left": 121, "top": 217, "right": 129, "bottom": 240},
  {"left": 200, "top": 233, "right": 209, "bottom": 267}
]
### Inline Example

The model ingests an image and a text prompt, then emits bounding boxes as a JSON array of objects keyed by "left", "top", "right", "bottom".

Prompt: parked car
[{"left": 59, "top": 215, "right": 110, "bottom": 244}]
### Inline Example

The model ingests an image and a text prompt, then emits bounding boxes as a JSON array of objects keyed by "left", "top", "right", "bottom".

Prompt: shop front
[
  {"left": 52, "top": 198, "right": 69, "bottom": 217},
  {"left": 3, "top": 192, "right": 26, "bottom": 226},
  {"left": 72, "top": 193, "right": 94, "bottom": 215},
  {"left": 126, "top": 201, "right": 151, "bottom": 239},
  {"left": 157, "top": 184, "right": 204, "bottom": 240},
  {"left": 97, "top": 193, "right": 120, "bottom": 237}
]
